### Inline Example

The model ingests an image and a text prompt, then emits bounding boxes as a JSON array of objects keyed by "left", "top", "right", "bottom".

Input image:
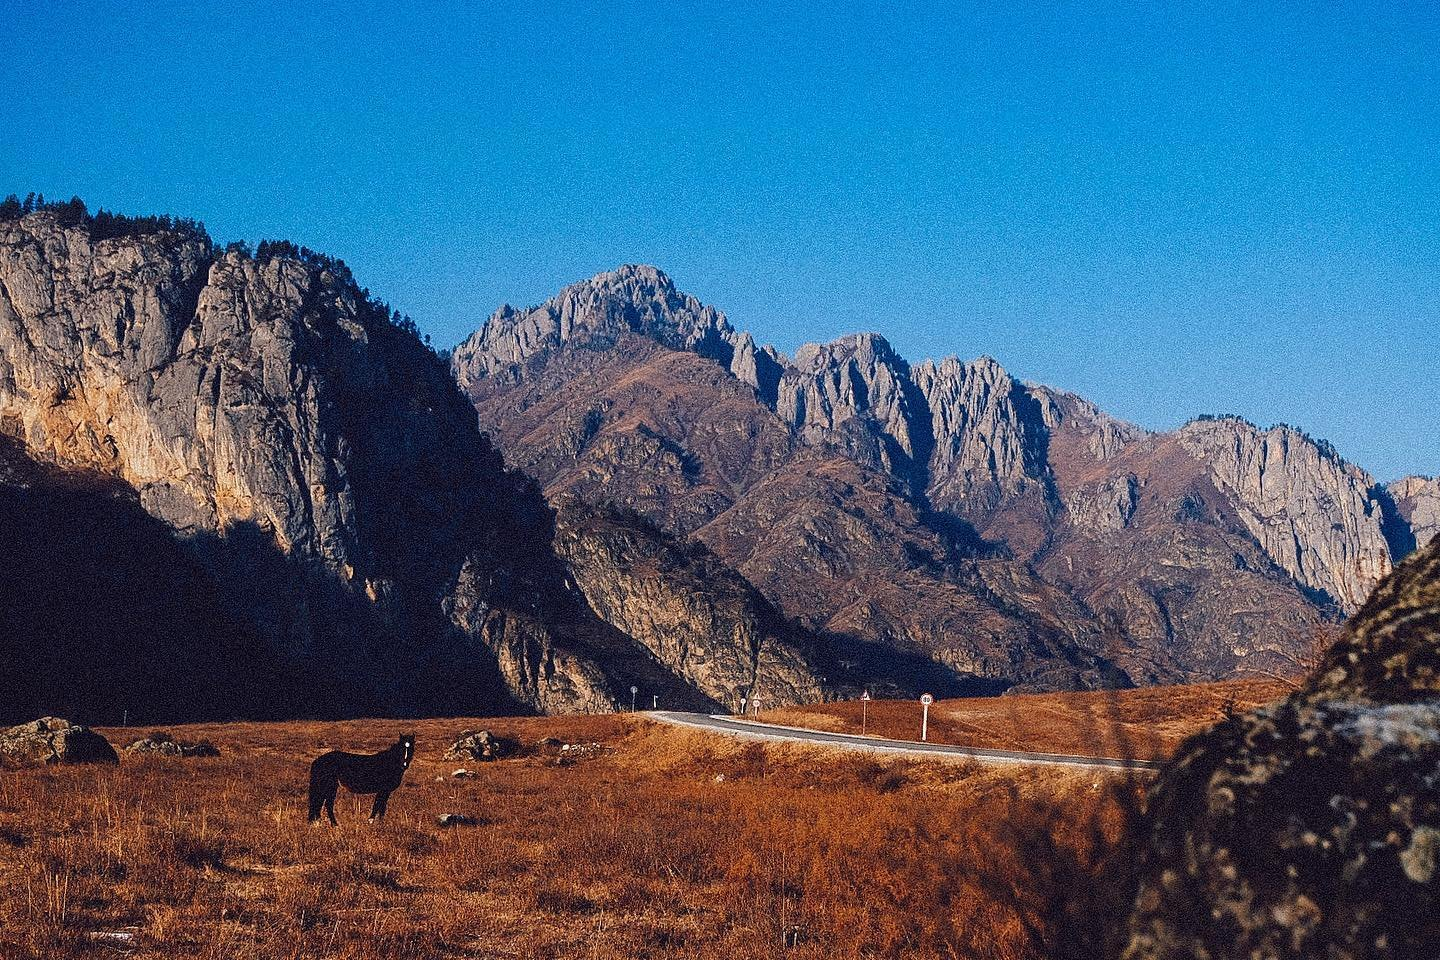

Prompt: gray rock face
[
  {"left": 1390, "top": 475, "right": 1440, "bottom": 550},
  {"left": 452, "top": 264, "right": 736, "bottom": 386},
  {"left": 1122, "top": 537, "right": 1440, "bottom": 959},
  {"left": 776, "top": 333, "right": 923, "bottom": 477},
  {"left": 553, "top": 500, "right": 830, "bottom": 707},
  {"left": 0, "top": 213, "right": 566, "bottom": 711},
  {"left": 1064, "top": 473, "right": 1139, "bottom": 532},
  {"left": 913, "top": 355, "right": 1051, "bottom": 518},
  {"left": 0, "top": 717, "right": 119, "bottom": 767},
  {"left": 1177, "top": 418, "right": 1393, "bottom": 613},
  {"left": 2, "top": 213, "right": 818, "bottom": 717}
]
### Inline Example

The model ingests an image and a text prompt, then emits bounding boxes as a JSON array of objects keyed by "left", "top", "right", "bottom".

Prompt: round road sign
[{"left": 919, "top": 693, "right": 934, "bottom": 706}]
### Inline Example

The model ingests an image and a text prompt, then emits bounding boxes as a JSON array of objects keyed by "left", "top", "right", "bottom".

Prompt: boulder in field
[
  {"left": 0, "top": 718, "right": 119, "bottom": 768},
  {"left": 443, "top": 729, "right": 513, "bottom": 762},
  {"left": 123, "top": 731, "right": 220, "bottom": 758},
  {"left": 1121, "top": 537, "right": 1440, "bottom": 959}
]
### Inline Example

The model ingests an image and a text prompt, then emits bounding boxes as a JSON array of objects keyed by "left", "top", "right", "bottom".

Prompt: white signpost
[
  {"left": 860, "top": 690, "right": 871, "bottom": 735},
  {"left": 630, "top": 685, "right": 638, "bottom": 712},
  {"left": 652, "top": 694, "right": 658, "bottom": 710},
  {"left": 919, "top": 692, "right": 934, "bottom": 742},
  {"left": 739, "top": 696, "right": 748, "bottom": 716}
]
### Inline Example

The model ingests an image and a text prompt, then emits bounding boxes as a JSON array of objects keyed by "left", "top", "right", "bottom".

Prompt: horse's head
[{"left": 398, "top": 735, "right": 415, "bottom": 768}]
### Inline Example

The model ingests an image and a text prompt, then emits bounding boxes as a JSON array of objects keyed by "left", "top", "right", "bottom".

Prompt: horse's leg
[
  {"left": 369, "top": 790, "right": 390, "bottom": 821},
  {"left": 308, "top": 761, "right": 332, "bottom": 824},
  {"left": 325, "top": 789, "right": 338, "bottom": 826}
]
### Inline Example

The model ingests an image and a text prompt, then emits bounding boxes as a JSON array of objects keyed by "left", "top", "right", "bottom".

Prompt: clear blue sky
[{"left": 3, "top": 2, "right": 1437, "bottom": 480}]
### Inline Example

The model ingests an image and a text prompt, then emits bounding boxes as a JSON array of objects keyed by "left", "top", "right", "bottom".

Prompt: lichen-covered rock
[
  {"left": 0, "top": 717, "right": 119, "bottom": 767},
  {"left": 123, "top": 731, "right": 219, "bottom": 757},
  {"left": 442, "top": 729, "right": 514, "bottom": 762},
  {"left": 1122, "top": 537, "right": 1440, "bottom": 959}
]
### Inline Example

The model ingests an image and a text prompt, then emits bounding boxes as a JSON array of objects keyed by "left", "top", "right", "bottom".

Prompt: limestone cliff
[
  {"left": 1390, "top": 475, "right": 1440, "bottom": 550},
  {"left": 0, "top": 209, "right": 818, "bottom": 717},
  {"left": 1177, "top": 418, "right": 1393, "bottom": 612},
  {"left": 553, "top": 500, "right": 830, "bottom": 708}
]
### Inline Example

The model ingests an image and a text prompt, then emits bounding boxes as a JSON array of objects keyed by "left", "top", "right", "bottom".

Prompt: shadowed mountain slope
[{"left": 0, "top": 207, "right": 826, "bottom": 717}]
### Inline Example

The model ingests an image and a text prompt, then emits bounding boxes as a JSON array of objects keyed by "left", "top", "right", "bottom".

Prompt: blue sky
[{"left": 3, "top": 2, "right": 1437, "bottom": 479}]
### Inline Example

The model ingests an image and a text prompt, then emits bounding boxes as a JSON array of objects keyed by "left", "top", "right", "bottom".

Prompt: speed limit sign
[
  {"left": 919, "top": 693, "right": 934, "bottom": 741},
  {"left": 919, "top": 693, "right": 934, "bottom": 706}
]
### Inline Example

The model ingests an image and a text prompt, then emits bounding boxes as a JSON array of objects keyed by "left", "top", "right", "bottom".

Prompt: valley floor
[
  {"left": 0, "top": 685, "right": 1263, "bottom": 959},
  {"left": 757, "top": 678, "right": 1288, "bottom": 761}
]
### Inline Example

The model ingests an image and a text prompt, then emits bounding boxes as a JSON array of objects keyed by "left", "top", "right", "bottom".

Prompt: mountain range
[
  {"left": 452, "top": 263, "right": 1431, "bottom": 694},
  {"left": 0, "top": 203, "right": 1432, "bottom": 720}
]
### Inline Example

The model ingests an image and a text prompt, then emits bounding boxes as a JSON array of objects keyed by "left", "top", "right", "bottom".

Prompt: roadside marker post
[
  {"left": 860, "top": 690, "right": 871, "bottom": 735},
  {"left": 652, "top": 695, "right": 658, "bottom": 710},
  {"left": 630, "top": 685, "right": 638, "bottom": 712},
  {"left": 739, "top": 696, "right": 747, "bottom": 716},
  {"left": 919, "top": 693, "right": 934, "bottom": 742}
]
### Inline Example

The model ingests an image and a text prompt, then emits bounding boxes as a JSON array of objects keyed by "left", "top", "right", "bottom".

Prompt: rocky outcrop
[
  {"left": 452, "top": 264, "right": 741, "bottom": 385},
  {"left": 0, "top": 717, "right": 119, "bottom": 767},
  {"left": 553, "top": 500, "right": 830, "bottom": 707},
  {"left": 1063, "top": 473, "right": 1138, "bottom": 532},
  {"left": 123, "top": 732, "right": 219, "bottom": 757},
  {"left": 1177, "top": 418, "right": 1393, "bottom": 613},
  {"left": 1390, "top": 475, "right": 1440, "bottom": 551},
  {"left": 1121, "top": 537, "right": 1440, "bottom": 959},
  {"left": 914, "top": 356, "right": 1051, "bottom": 520},
  {"left": 0, "top": 210, "right": 592, "bottom": 714},
  {"left": 442, "top": 729, "right": 514, "bottom": 762},
  {"left": 776, "top": 334, "right": 925, "bottom": 478}
]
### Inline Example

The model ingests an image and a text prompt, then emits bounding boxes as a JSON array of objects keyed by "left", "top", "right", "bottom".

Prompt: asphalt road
[{"left": 648, "top": 711, "right": 1162, "bottom": 773}]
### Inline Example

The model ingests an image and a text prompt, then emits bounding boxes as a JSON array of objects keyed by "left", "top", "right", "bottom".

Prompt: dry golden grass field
[
  {"left": 757, "top": 678, "right": 1288, "bottom": 761},
  {"left": 0, "top": 682, "right": 1287, "bottom": 959}
]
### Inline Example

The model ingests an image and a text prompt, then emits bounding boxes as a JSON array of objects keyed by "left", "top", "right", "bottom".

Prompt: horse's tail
[{"left": 307, "top": 754, "right": 334, "bottom": 822}]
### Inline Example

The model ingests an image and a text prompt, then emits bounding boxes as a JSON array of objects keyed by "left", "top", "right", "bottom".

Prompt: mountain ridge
[{"left": 455, "top": 263, "right": 1419, "bottom": 692}]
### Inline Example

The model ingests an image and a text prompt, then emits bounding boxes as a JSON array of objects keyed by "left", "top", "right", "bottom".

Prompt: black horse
[{"left": 307, "top": 735, "right": 415, "bottom": 825}]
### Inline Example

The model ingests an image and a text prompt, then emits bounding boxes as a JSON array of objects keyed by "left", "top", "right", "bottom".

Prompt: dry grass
[
  {"left": 757, "top": 678, "right": 1287, "bottom": 761},
  {"left": 0, "top": 713, "right": 1145, "bottom": 959}
]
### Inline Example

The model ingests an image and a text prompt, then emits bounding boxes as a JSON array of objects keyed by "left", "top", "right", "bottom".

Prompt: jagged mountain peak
[
  {"left": 453, "top": 263, "right": 734, "bottom": 386},
  {"left": 791, "top": 332, "right": 906, "bottom": 372}
]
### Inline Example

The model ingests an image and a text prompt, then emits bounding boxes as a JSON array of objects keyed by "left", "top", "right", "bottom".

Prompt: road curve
[{"left": 648, "top": 712, "right": 1162, "bottom": 773}]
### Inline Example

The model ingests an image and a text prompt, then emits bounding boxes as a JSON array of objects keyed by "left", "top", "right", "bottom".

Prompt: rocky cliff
[
  {"left": 455, "top": 265, "right": 1426, "bottom": 693},
  {"left": 0, "top": 209, "right": 826, "bottom": 718},
  {"left": 1390, "top": 475, "right": 1440, "bottom": 551},
  {"left": 1121, "top": 534, "right": 1440, "bottom": 959},
  {"left": 553, "top": 499, "right": 830, "bottom": 708},
  {"left": 1176, "top": 418, "right": 1393, "bottom": 611}
]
